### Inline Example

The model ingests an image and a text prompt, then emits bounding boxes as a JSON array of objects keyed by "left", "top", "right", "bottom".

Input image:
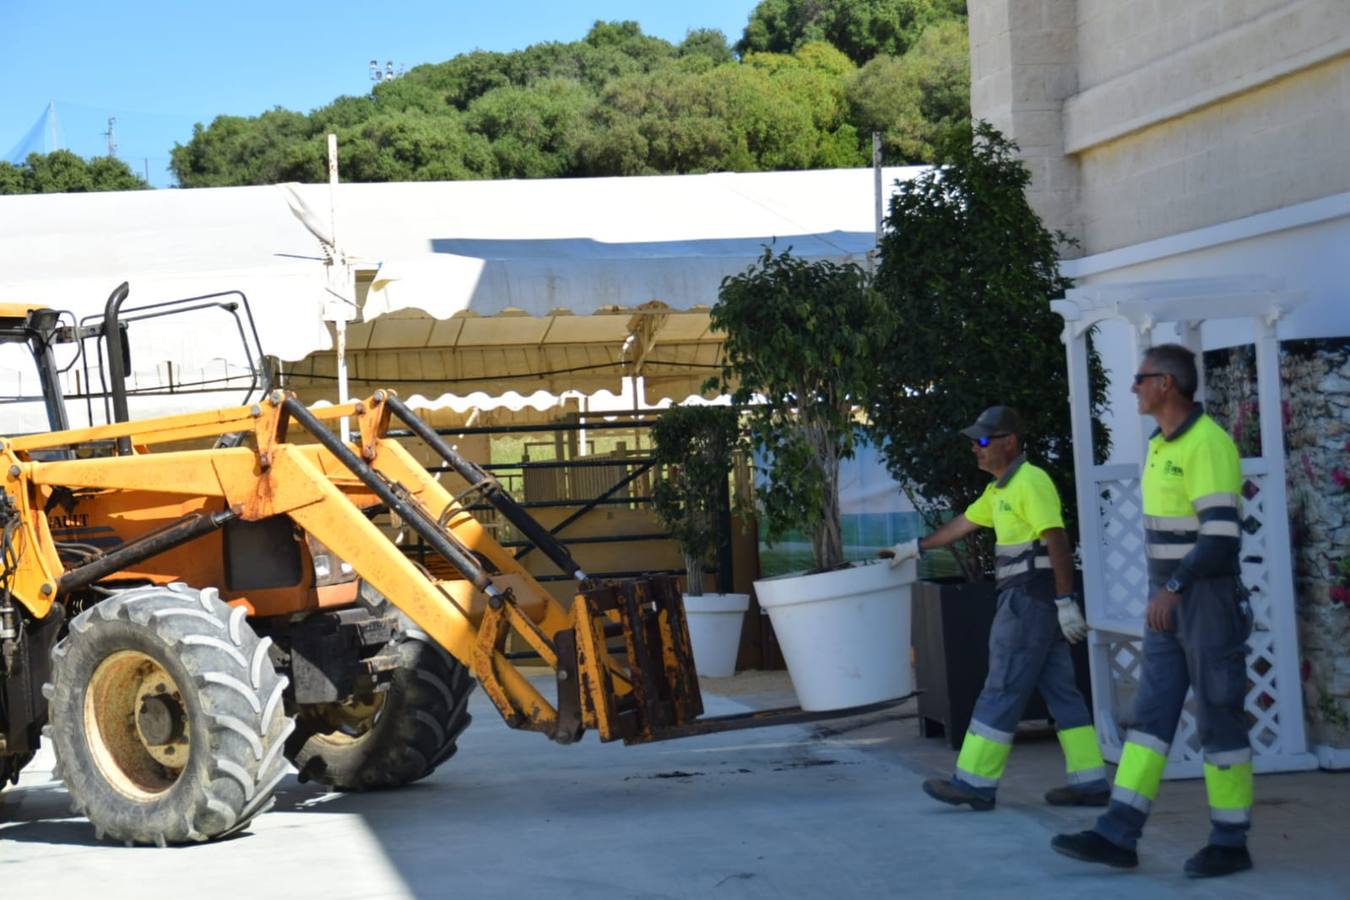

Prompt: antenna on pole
[{"left": 102, "top": 117, "right": 118, "bottom": 157}]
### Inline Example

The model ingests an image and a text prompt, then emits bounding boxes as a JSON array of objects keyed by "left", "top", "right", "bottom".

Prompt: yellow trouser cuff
[
  {"left": 1058, "top": 725, "right": 1105, "bottom": 774},
  {"left": 1204, "top": 761, "right": 1254, "bottom": 809},
  {"left": 956, "top": 731, "right": 1012, "bottom": 784},
  {"left": 1115, "top": 740, "right": 1168, "bottom": 801}
]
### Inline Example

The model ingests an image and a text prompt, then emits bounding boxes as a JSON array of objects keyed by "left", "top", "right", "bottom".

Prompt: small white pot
[
  {"left": 682, "top": 592, "right": 751, "bottom": 677},
  {"left": 754, "top": 558, "right": 916, "bottom": 712}
]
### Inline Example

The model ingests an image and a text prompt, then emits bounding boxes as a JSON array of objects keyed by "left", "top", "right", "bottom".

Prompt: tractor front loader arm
[{"left": 8, "top": 390, "right": 902, "bottom": 751}]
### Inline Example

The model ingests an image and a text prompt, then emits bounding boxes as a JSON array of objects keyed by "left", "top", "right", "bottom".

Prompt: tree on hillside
[
  {"left": 846, "top": 17, "right": 970, "bottom": 162},
  {"left": 0, "top": 150, "right": 149, "bottom": 195},
  {"left": 465, "top": 79, "right": 597, "bottom": 179},
  {"left": 736, "top": 0, "right": 967, "bottom": 64},
  {"left": 580, "top": 43, "right": 865, "bottom": 176}
]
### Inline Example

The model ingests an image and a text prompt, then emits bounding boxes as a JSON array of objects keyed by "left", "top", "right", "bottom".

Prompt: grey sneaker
[
  {"left": 922, "top": 778, "right": 995, "bottom": 811},
  {"left": 1044, "top": 785, "right": 1110, "bottom": 807}
]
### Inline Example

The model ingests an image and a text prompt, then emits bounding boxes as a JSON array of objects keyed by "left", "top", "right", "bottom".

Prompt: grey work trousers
[{"left": 1095, "top": 574, "right": 1254, "bottom": 850}]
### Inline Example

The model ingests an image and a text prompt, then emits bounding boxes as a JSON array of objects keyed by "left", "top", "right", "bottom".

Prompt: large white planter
[
  {"left": 682, "top": 592, "right": 750, "bottom": 677},
  {"left": 754, "top": 558, "right": 916, "bottom": 711}
]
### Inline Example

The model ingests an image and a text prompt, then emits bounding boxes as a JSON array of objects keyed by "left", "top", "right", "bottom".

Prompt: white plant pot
[
  {"left": 682, "top": 592, "right": 750, "bottom": 677},
  {"left": 754, "top": 558, "right": 916, "bottom": 712}
]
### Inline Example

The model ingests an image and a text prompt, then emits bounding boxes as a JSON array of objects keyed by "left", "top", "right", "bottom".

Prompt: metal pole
[
  {"left": 872, "top": 131, "right": 883, "bottom": 270},
  {"left": 328, "top": 133, "right": 350, "bottom": 443}
]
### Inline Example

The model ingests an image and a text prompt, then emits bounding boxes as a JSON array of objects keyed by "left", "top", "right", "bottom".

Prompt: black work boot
[
  {"left": 1051, "top": 830, "right": 1139, "bottom": 869},
  {"left": 922, "top": 777, "right": 995, "bottom": 811},
  {"left": 1044, "top": 785, "right": 1110, "bottom": 807},
  {"left": 1184, "top": 844, "right": 1253, "bottom": 878}
]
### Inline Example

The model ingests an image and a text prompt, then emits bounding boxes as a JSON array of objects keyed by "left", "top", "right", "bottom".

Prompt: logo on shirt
[
  {"left": 997, "top": 499, "right": 1013, "bottom": 513},
  {"left": 1164, "top": 460, "right": 1184, "bottom": 477}
]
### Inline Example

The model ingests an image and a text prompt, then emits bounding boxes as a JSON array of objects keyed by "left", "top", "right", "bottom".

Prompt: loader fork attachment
[{"left": 566, "top": 576, "right": 703, "bottom": 744}]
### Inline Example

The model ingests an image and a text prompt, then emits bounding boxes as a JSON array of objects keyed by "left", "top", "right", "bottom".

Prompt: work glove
[
  {"left": 880, "top": 539, "right": 920, "bottom": 568},
  {"left": 1055, "top": 594, "right": 1088, "bottom": 644}
]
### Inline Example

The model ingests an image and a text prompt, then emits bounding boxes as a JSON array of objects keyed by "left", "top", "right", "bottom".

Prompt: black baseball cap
[{"left": 960, "top": 405, "right": 1024, "bottom": 441}]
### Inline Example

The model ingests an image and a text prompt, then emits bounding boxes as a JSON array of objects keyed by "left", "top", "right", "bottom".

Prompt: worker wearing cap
[
  {"left": 1053, "top": 344, "right": 1254, "bottom": 879},
  {"left": 886, "top": 405, "right": 1107, "bottom": 811}
]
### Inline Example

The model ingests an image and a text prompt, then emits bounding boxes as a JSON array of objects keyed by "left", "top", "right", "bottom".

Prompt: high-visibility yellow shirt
[
  {"left": 1142, "top": 409, "right": 1242, "bottom": 517},
  {"left": 964, "top": 457, "right": 1065, "bottom": 543},
  {"left": 1141, "top": 405, "right": 1243, "bottom": 588}
]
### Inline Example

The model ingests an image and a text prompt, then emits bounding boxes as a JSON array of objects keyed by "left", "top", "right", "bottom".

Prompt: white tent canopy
[{"left": 0, "top": 166, "right": 922, "bottom": 427}]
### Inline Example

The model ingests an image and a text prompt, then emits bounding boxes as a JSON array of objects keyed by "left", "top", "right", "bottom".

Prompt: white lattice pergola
[{"left": 1053, "top": 276, "right": 1319, "bottom": 779}]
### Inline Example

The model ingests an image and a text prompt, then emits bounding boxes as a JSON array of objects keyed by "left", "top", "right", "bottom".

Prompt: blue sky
[{"left": 1, "top": 1, "right": 761, "bottom": 187}]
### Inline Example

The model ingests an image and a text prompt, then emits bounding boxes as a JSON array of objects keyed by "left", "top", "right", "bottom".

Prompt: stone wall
[
  {"left": 968, "top": 0, "right": 1350, "bottom": 255},
  {"left": 1206, "top": 338, "right": 1350, "bottom": 748}
]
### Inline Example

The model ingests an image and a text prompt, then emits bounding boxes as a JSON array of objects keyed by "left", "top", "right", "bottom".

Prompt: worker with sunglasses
[
  {"left": 885, "top": 405, "right": 1107, "bottom": 812},
  {"left": 1053, "top": 344, "right": 1254, "bottom": 879}
]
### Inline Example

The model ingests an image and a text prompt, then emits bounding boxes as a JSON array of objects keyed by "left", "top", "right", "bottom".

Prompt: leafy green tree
[
  {"left": 679, "top": 28, "right": 735, "bottom": 65},
  {"left": 0, "top": 151, "right": 149, "bottom": 194},
  {"left": 337, "top": 114, "right": 495, "bottom": 182},
  {"left": 171, "top": 109, "right": 318, "bottom": 187},
  {"left": 0, "top": 162, "right": 23, "bottom": 194},
  {"left": 465, "top": 79, "right": 597, "bottom": 179},
  {"left": 87, "top": 156, "right": 154, "bottom": 192},
  {"left": 869, "top": 122, "right": 1109, "bottom": 578},
  {"left": 651, "top": 405, "right": 745, "bottom": 595},
  {"left": 710, "top": 250, "right": 891, "bottom": 572},
  {"left": 737, "top": 0, "right": 966, "bottom": 64},
  {"left": 847, "top": 18, "right": 970, "bottom": 162},
  {"left": 582, "top": 43, "right": 865, "bottom": 176}
]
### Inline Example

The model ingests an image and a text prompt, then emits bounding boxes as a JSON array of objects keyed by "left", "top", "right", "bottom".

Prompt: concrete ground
[{"left": 2, "top": 670, "right": 1347, "bottom": 899}]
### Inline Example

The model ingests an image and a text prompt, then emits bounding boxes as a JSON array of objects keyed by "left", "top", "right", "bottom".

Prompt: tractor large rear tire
[
  {"left": 288, "top": 616, "right": 475, "bottom": 791},
  {"left": 44, "top": 584, "right": 294, "bottom": 845}
]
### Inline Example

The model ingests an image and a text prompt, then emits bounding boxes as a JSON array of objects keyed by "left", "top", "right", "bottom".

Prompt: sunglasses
[
  {"left": 1133, "top": 372, "right": 1167, "bottom": 386},
  {"left": 972, "top": 433, "right": 1009, "bottom": 447}
]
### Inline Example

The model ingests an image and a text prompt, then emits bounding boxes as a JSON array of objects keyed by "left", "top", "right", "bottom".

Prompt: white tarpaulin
[{"left": 0, "top": 166, "right": 923, "bottom": 429}]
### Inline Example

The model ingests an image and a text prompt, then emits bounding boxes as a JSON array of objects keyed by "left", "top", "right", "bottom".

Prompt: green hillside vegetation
[
  {"left": 1, "top": 2, "right": 969, "bottom": 194},
  {"left": 172, "top": 2, "right": 968, "bottom": 187},
  {"left": 0, "top": 150, "right": 149, "bottom": 195}
]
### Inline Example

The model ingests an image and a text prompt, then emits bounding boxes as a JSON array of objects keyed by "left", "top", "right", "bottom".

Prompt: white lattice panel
[
  {"left": 1095, "top": 478, "right": 1147, "bottom": 626},
  {"left": 1056, "top": 282, "right": 1316, "bottom": 778}
]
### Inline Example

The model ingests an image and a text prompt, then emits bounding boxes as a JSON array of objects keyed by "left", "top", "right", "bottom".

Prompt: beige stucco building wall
[{"left": 969, "top": 0, "right": 1350, "bottom": 256}]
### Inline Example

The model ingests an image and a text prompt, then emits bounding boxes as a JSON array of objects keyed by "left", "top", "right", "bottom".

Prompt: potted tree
[
  {"left": 868, "top": 121, "right": 1108, "bottom": 744},
  {"left": 651, "top": 404, "right": 748, "bottom": 677},
  {"left": 708, "top": 248, "right": 914, "bottom": 711}
]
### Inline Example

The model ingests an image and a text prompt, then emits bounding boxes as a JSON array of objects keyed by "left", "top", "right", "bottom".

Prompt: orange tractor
[{"left": 0, "top": 284, "right": 897, "bottom": 846}]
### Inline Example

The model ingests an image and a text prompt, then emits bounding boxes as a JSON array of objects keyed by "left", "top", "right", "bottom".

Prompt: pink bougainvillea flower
[
  {"left": 1332, "top": 585, "right": 1350, "bottom": 606},
  {"left": 1334, "top": 468, "right": 1350, "bottom": 489}
]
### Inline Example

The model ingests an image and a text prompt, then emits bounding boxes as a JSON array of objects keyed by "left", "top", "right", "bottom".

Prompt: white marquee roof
[{"left": 0, "top": 166, "right": 922, "bottom": 427}]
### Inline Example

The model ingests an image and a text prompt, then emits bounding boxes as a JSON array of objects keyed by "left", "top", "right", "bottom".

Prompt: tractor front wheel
[
  {"left": 288, "top": 614, "right": 475, "bottom": 791},
  {"left": 45, "top": 584, "right": 294, "bottom": 845}
]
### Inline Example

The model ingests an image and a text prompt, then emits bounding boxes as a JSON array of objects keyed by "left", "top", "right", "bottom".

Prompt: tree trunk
[
  {"left": 683, "top": 551, "right": 705, "bottom": 596},
  {"left": 805, "top": 419, "right": 845, "bottom": 571}
]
